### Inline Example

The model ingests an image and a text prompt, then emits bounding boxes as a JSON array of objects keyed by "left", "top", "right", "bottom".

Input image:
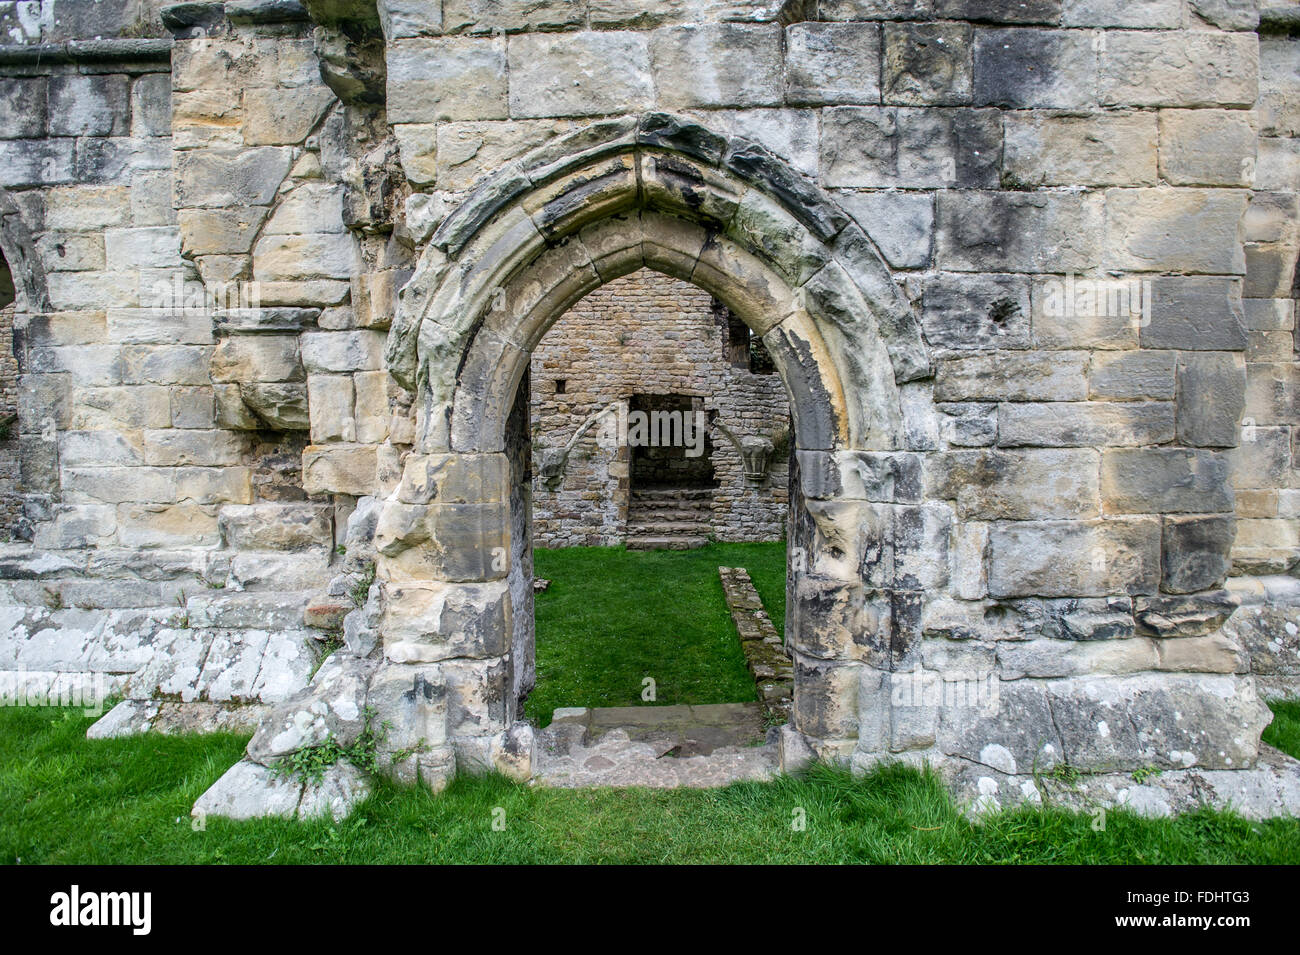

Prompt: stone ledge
[{"left": 0, "top": 38, "right": 173, "bottom": 70}]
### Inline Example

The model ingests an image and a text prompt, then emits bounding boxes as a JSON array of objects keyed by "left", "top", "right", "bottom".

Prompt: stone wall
[
  {"left": 530, "top": 268, "right": 789, "bottom": 546},
  {"left": 0, "top": 0, "right": 1296, "bottom": 816}
]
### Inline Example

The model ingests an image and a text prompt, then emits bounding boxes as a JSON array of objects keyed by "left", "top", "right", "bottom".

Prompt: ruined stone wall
[
  {"left": 1232, "top": 19, "right": 1300, "bottom": 576},
  {"left": 0, "top": 0, "right": 1296, "bottom": 812},
  {"left": 530, "top": 268, "right": 790, "bottom": 547}
]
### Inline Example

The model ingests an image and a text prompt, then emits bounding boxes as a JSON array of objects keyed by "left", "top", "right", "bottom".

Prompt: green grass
[
  {"left": 527, "top": 541, "right": 787, "bottom": 726},
  {"left": 1264, "top": 697, "right": 1300, "bottom": 759},
  {"left": 1, "top": 705, "right": 1297, "bottom": 864}
]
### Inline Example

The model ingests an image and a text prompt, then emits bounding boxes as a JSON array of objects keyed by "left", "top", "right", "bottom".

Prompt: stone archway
[{"left": 368, "top": 113, "right": 935, "bottom": 783}]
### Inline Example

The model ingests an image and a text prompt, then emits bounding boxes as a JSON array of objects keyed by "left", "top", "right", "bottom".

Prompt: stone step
[
  {"left": 626, "top": 520, "right": 711, "bottom": 534},
  {"left": 626, "top": 535, "right": 709, "bottom": 550},
  {"left": 630, "top": 488, "right": 713, "bottom": 501}
]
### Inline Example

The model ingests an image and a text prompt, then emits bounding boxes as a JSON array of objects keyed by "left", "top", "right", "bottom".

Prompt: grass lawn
[
  {"left": 1, "top": 703, "right": 1298, "bottom": 865},
  {"left": 527, "top": 541, "right": 788, "bottom": 726}
]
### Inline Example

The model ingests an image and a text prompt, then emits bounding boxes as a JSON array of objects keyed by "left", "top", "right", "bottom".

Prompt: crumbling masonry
[{"left": 0, "top": 0, "right": 1299, "bottom": 819}]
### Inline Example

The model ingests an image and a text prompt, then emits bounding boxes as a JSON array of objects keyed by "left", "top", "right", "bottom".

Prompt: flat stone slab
[
  {"left": 535, "top": 702, "right": 777, "bottom": 788},
  {"left": 192, "top": 757, "right": 370, "bottom": 824},
  {"left": 88, "top": 699, "right": 271, "bottom": 738}
]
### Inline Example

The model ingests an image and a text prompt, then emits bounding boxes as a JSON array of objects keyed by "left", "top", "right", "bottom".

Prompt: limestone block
[
  {"left": 58, "top": 430, "right": 143, "bottom": 468},
  {"left": 443, "top": 0, "right": 581, "bottom": 32},
  {"left": 379, "top": 0, "right": 445, "bottom": 38},
  {"left": 882, "top": 20, "right": 971, "bottom": 106},
  {"left": 1099, "top": 31, "right": 1258, "bottom": 107},
  {"left": 988, "top": 518, "right": 1161, "bottom": 597},
  {"left": 973, "top": 28, "right": 1097, "bottom": 108},
  {"left": 392, "top": 123, "right": 438, "bottom": 187},
  {"left": 122, "top": 346, "right": 214, "bottom": 387},
  {"left": 996, "top": 638, "right": 1158, "bottom": 679},
  {"left": 1062, "top": 0, "right": 1182, "bottom": 27},
  {"left": 785, "top": 22, "right": 881, "bottom": 106},
  {"left": 0, "top": 139, "right": 74, "bottom": 188},
  {"left": 368, "top": 662, "right": 450, "bottom": 761},
  {"left": 131, "top": 73, "right": 172, "bottom": 139},
  {"left": 48, "top": 75, "right": 129, "bottom": 137},
  {"left": 301, "top": 330, "right": 386, "bottom": 374},
  {"left": 45, "top": 185, "right": 131, "bottom": 230},
  {"left": 302, "top": 444, "right": 379, "bottom": 496},
  {"left": 297, "top": 760, "right": 372, "bottom": 822},
  {"left": 192, "top": 759, "right": 302, "bottom": 821},
  {"left": 793, "top": 656, "right": 862, "bottom": 739},
  {"left": 143, "top": 429, "right": 249, "bottom": 467},
  {"left": 0, "top": 78, "right": 47, "bottom": 138},
  {"left": 382, "top": 580, "right": 511, "bottom": 663},
  {"left": 926, "top": 449, "right": 1100, "bottom": 520},
  {"left": 38, "top": 232, "right": 105, "bottom": 272},
  {"left": 821, "top": 106, "right": 1000, "bottom": 189},
  {"left": 116, "top": 503, "right": 222, "bottom": 549},
  {"left": 375, "top": 499, "right": 511, "bottom": 582},
  {"left": 1101, "top": 448, "right": 1234, "bottom": 514},
  {"left": 937, "top": 191, "right": 1101, "bottom": 272},
  {"left": 1162, "top": 515, "right": 1234, "bottom": 594},
  {"left": 1004, "top": 111, "right": 1158, "bottom": 187},
  {"left": 1244, "top": 362, "right": 1300, "bottom": 425},
  {"left": 997, "top": 401, "right": 1174, "bottom": 448},
  {"left": 32, "top": 504, "right": 118, "bottom": 549},
  {"left": 834, "top": 190, "right": 933, "bottom": 269},
  {"left": 650, "top": 24, "right": 783, "bottom": 109},
  {"left": 1030, "top": 275, "right": 1142, "bottom": 349}
]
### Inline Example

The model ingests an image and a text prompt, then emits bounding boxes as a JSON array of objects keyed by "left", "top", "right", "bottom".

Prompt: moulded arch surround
[{"left": 387, "top": 112, "right": 932, "bottom": 457}]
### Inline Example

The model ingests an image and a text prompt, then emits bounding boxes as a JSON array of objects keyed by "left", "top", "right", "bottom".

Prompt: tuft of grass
[
  {"left": 1263, "top": 697, "right": 1300, "bottom": 760},
  {"left": 0, "top": 705, "right": 1297, "bottom": 864},
  {"left": 527, "top": 542, "right": 788, "bottom": 726}
]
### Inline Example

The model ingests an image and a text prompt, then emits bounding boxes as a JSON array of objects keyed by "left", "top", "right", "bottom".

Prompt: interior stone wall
[{"left": 530, "top": 268, "right": 790, "bottom": 547}]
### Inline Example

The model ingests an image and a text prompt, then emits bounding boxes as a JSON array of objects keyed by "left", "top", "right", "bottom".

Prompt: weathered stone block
[
  {"left": 176, "top": 147, "right": 294, "bottom": 208},
  {"left": 1159, "top": 110, "right": 1255, "bottom": 187},
  {"left": 822, "top": 106, "right": 1000, "bottom": 189},
  {"left": 381, "top": 580, "right": 511, "bottom": 663},
  {"left": 388, "top": 37, "right": 509, "bottom": 124},
  {"left": 937, "top": 191, "right": 1101, "bottom": 272},
  {"left": 219, "top": 503, "right": 333, "bottom": 552},
  {"left": 1004, "top": 111, "right": 1157, "bottom": 187},
  {"left": 1139, "top": 276, "right": 1247, "bottom": 350},
  {"left": 650, "top": 24, "right": 783, "bottom": 109},
  {"left": 997, "top": 401, "right": 1174, "bottom": 448},
  {"left": 1175, "top": 352, "right": 1245, "bottom": 448},
  {"left": 508, "top": 31, "right": 653, "bottom": 118},
  {"left": 934, "top": 351, "right": 1088, "bottom": 401},
  {"left": 302, "top": 445, "right": 379, "bottom": 496},
  {"left": 1162, "top": 515, "right": 1234, "bottom": 594},
  {"left": 920, "top": 273, "right": 1030, "bottom": 351},
  {"left": 973, "top": 28, "right": 1097, "bottom": 108},
  {"left": 1101, "top": 448, "right": 1234, "bottom": 514},
  {"left": 834, "top": 190, "right": 933, "bottom": 269},
  {"left": 882, "top": 21, "right": 972, "bottom": 106},
  {"left": 927, "top": 449, "right": 1100, "bottom": 520},
  {"left": 396, "top": 452, "right": 510, "bottom": 505},
  {"left": 1088, "top": 351, "right": 1176, "bottom": 400},
  {"left": 785, "top": 22, "right": 881, "bottom": 106},
  {"left": 1099, "top": 31, "right": 1258, "bottom": 107},
  {"left": 988, "top": 518, "right": 1161, "bottom": 597},
  {"left": 48, "top": 75, "right": 129, "bottom": 137}
]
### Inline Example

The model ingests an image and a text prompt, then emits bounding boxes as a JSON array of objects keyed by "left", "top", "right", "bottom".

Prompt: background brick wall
[{"left": 530, "top": 269, "right": 790, "bottom": 546}]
